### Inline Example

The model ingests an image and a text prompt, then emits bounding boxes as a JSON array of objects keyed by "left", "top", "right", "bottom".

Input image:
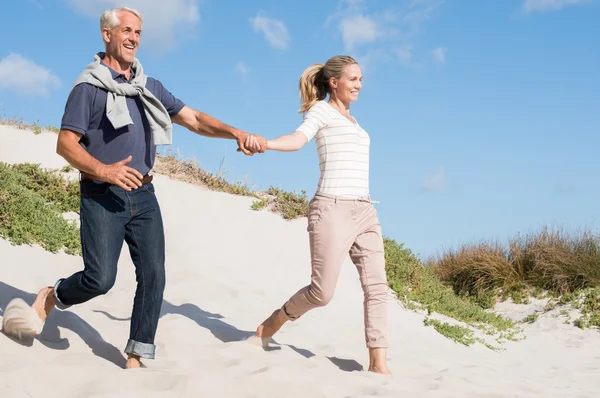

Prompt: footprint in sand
[{"left": 249, "top": 366, "right": 270, "bottom": 375}]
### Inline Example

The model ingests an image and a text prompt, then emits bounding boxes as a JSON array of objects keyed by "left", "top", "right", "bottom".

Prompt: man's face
[{"left": 103, "top": 11, "right": 142, "bottom": 64}]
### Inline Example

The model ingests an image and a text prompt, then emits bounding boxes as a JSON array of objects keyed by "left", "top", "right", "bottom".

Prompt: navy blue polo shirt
[{"left": 61, "top": 62, "right": 185, "bottom": 176}]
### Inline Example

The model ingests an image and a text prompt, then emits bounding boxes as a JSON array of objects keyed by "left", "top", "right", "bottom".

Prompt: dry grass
[
  {"left": 429, "top": 226, "right": 600, "bottom": 301},
  {"left": 0, "top": 110, "right": 59, "bottom": 135},
  {"left": 154, "top": 152, "right": 256, "bottom": 197},
  {"left": 154, "top": 151, "right": 309, "bottom": 219}
]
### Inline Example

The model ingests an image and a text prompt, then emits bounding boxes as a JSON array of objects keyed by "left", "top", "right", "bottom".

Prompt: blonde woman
[{"left": 245, "top": 56, "right": 391, "bottom": 374}]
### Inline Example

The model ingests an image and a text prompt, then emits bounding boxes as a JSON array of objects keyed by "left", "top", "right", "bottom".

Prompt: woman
[{"left": 245, "top": 55, "right": 390, "bottom": 375}]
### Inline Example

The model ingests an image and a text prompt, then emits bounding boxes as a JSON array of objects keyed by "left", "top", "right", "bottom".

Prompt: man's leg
[
  {"left": 53, "top": 181, "right": 127, "bottom": 309},
  {"left": 122, "top": 183, "right": 166, "bottom": 367}
]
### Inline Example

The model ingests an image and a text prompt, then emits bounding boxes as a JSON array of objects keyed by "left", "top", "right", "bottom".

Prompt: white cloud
[
  {"left": 432, "top": 47, "right": 447, "bottom": 63},
  {"left": 64, "top": 0, "right": 200, "bottom": 53},
  {"left": 249, "top": 14, "right": 290, "bottom": 50},
  {"left": 421, "top": 167, "right": 446, "bottom": 192},
  {"left": 340, "top": 14, "right": 381, "bottom": 50},
  {"left": 327, "top": 0, "right": 444, "bottom": 67},
  {"left": 0, "top": 53, "right": 60, "bottom": 97},
  {"left": 523, "top": 0, "right": 588, "bottom": 13},
  {"left": 235, "top": 61, "right": 250, "bottom": 77}
]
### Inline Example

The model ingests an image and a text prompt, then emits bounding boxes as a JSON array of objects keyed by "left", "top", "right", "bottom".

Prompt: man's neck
[{"left": 102, "top": 54, "right": 131, "bottom": 80}]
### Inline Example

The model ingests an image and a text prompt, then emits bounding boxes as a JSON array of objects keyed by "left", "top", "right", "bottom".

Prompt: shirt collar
[{"left": 100, "top": 59, "right": 135, "bottom": 81}]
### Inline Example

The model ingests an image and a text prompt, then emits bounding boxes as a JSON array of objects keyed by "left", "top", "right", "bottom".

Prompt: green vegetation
[
  {"left": 384, "top": 237, "right": 518, "bottom": 345},
  {"left": 0, "top": 162, "right": 80, "bottom": 255},
  {"left": 423, "top": 319, "right": 475, "bottom": 346},
  {"left": 251, "top": 187, "right": 309, "bottom": 220}
]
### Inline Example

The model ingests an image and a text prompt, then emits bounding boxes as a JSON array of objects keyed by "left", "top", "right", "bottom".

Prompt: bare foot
[
  {"left": 368, "top": 348, "right": 391, "bottom": 375},
  {"left": 256, "top": 309, "right": 288, "bottom": 345},
  {"left": 31, "top": 286, "right": 56, "bottom": 322},
  {"left": 125, "top": 354, "right": 142, "bottom": 369}
]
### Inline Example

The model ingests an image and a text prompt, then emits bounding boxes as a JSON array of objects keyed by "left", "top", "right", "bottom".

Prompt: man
[{"left": 2, "top": 6, "right": 266, "bottom": 369}]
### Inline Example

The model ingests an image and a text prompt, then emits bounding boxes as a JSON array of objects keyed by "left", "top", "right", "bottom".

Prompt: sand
[{"left": 1, "top": 126, "right": 599, "bottom": 397}]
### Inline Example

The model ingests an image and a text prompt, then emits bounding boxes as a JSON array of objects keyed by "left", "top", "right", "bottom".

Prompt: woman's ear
[{"left": 329, "top": 77, "right": 337, "bottom": 89}]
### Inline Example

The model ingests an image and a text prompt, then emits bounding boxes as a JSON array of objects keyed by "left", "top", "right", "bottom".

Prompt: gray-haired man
[{"left": 2, "top": 6, "right": 266, "bottom": 369}]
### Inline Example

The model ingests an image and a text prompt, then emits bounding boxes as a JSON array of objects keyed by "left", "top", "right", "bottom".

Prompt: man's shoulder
[
  {"left": 71, "top": 81, "right": 96, "bottom": 93},
  {"left": 145, "top": 76, "right": 165, "bottom": 89}
]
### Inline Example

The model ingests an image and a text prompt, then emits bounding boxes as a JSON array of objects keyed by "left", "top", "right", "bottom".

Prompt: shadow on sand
[
  {"left": 1, "top": 282, "right": 363, "bottom": 373},
  {"left": 0, "top": 281, "right": 126, "bottom": 368}
]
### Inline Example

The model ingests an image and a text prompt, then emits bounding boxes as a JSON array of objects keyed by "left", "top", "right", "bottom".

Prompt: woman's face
[{"left": 330, "top": 63, "right": 362, "bottom": 104}]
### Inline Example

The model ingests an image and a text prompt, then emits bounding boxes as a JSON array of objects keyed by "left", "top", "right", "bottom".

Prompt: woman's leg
[
  {"left": 257, "top": 196, "right": 355, "bottom": 340},
  {"left": 349, "top": 203, "right": 390, "bottom": 374}
]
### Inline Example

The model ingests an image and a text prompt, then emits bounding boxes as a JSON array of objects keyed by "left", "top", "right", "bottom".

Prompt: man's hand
[
  {"left": 238, "top": 134, "right": 268, "bottom": 155},
  {"left": 98, "top": 156, "right": 143, "bottom": 191},
  {"left": 236, "top": 132, "right": 253, "bottom": 155}
]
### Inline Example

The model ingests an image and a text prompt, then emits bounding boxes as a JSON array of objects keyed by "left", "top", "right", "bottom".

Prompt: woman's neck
[{"left": 327, "top": 96, "right": 350, "bottom": 115}]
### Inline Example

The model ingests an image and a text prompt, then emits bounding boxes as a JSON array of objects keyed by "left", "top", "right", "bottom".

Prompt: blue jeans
[{"left": 53, "top": 180, "right": 166, "bottom": 359}]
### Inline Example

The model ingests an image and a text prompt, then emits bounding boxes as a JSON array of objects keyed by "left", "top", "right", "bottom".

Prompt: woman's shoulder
[{"left": 305, "top": 100, "right": 331, "bottom": 117}]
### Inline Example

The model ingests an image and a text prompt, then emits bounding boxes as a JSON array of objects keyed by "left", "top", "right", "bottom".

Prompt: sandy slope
[{"left": 1, "top": 126, "right": 599, "bottom": 398}]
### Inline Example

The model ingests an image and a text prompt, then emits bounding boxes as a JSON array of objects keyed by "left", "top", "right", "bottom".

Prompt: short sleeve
[
  {"left": 146, "top": 78, "right": 186, "bottom": 117},
  {"left": 295, "top": 102, "right": 329, "bottom": 142},
  {"left": 61, "top": 83, "right": 94, "bottom": 135}
]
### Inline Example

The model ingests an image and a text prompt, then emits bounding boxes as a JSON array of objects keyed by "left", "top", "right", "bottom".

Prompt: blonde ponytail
[
  {"left": 297, "top": 55, "right": 358, "bottom": 113},
  {"left": 298, "top": 63, "right": 327, "bottom": 113}
]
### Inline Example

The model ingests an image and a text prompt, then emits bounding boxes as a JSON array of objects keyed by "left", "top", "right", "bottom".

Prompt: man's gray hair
[{"left": 100, "top": 7, "right": 143, "bottom": 31}]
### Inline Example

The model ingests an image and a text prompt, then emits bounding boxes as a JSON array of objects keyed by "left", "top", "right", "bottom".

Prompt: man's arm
[
  {"left": 172, "top": 106, "right": 266, "bottom": 155},
  {"left": 56, "top": 129, "right": 143, "bottom": 191}
]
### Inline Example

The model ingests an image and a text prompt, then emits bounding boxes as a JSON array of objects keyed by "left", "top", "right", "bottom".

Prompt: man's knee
[{"left": 83, "top": 271, "right": 116, "bottom": 296}]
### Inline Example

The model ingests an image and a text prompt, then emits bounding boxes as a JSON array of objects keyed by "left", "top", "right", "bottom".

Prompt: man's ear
[{"left": 101, "top": 28, "right": 111, "bottom": 44}]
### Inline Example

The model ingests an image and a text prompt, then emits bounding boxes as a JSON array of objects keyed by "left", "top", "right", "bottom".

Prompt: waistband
[
  {"left": 313, "top": 192, "right": 379, "bottom": 204},
  {"left": 80, "top": 172, "right": 153, "bottom": 186}
]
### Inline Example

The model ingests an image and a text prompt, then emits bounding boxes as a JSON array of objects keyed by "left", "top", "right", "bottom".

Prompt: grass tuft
[
  {"left": 430, "top": 226, "right": 600, "bottom": 302},
  {"left": 1, "top": 110, "right": 60, "bottom": 134}
]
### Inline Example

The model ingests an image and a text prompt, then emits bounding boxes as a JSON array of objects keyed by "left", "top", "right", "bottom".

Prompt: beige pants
[{"left": 281, "top": 193, "right": 389, "bottom": 348}]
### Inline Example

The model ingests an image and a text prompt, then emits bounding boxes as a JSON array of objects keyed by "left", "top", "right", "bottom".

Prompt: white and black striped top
[{"left": 296, "top": 100, "right": 370, "bottom": 199}]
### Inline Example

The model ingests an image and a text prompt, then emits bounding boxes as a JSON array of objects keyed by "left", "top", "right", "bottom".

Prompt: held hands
[{"left": 236, "top": 132, "right": 268, "bottom": 156}]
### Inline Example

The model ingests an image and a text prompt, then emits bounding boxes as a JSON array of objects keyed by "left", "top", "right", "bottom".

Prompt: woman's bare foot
[
  {"left": 368, "top": 348, "right": 391, "bottom": 375},
  {"left": 125, "top": 354, "right": 142, "bottom": 369},
  {"left": 256, "top": 309, "right": 288, "bottom": 345},
  {"left": 31, "top": 286, "right": 56, "bottom": 322}
]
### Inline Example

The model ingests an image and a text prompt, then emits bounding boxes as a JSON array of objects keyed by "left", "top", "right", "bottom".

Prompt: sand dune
[{"left": 1, "top": 126, "right": 599, "bottom": 397}]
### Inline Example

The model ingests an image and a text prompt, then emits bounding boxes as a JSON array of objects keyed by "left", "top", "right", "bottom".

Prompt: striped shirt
[{"left": 296, "top": 100, "right": 370, "bottom": 199}]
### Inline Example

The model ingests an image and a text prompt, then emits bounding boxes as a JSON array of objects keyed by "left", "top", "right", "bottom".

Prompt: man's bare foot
[
  {"left": 125, "top": 354, "right": 142, "bottom": 369},
  {"left": 256, "top": 309, "right": 288, "bottom": 345},
  {"left": 31, "top": 286, "right": 56, "bottom": 322},
  {"left": 368, "top": 348, "right": 391, "bottom": 375}
]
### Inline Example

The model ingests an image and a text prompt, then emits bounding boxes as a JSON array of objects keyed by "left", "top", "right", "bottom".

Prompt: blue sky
[{"left": 1, "top": 0, "right": 599, "bottom": 259}]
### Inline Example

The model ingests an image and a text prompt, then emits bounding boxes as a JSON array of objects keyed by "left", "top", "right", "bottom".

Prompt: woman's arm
[
  {"left": 267, "top": 131, "right": 308, "bottom": 152},
  {"left": 245, "top": 130, "right": 308, "bottom": 152}
]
